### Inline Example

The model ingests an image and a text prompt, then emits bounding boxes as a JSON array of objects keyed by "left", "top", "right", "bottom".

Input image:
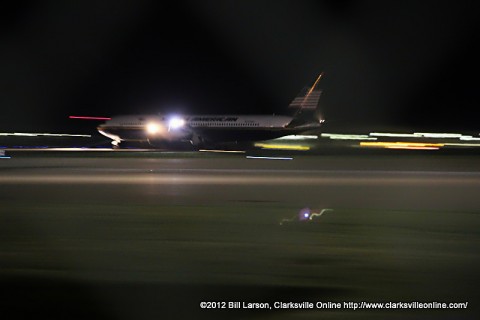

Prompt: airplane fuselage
[
  {"left": 96, "top": 73, "right": 325, "bottom": 148},
  {"left": 97, "top": 114, "right": 321, "bottom": 148}
]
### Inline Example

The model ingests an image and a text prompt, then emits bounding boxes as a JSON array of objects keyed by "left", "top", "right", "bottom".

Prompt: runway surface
[{"left": 1, "top": 151, "right": 480, "bottom": 319}]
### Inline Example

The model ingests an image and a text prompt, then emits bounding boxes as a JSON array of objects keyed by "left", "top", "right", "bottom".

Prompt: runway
[{"left": 1, "top": 151, "right": 480, "bottom": 319}]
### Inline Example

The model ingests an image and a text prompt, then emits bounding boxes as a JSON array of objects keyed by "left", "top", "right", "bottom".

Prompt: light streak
[
  {"left": 413, "top": 132, "right": 462, "bottom": 138},
  {"left": 307, "top": 72, "right": 324, "bottom": 95},
  {"left": 445, "top": 143, "right": 480, "bottom": 147},
  {"left": 199, "top": 149, "right": 245, "bottom": 153},
  {"left": 69, "top": 116, "right": 111, "bottom": 120},
  {"left": 360, "top": 141, "right": 444, "bottom": 150},
  {"left": 246, "top": 156, "right": 293, "bottom": 160},
  {"left": 322, "top": 133, "right": 377, "bottom": 140},
  {"left": 254, "top": 143, "right": 310, "bottom": 151},
  {"left": 0, "top": 150, "right": 10, "bottom": 159},
  {"left": 369, "top": 132, "right": 418, "bottom": 138},
  {"left": 0, "top": 132, "right": 91, "bottom": 137},
  {"left": 460, "top": 136, "right": 480, "bottom": 141},
  {"left": 276, "top": 135, "right": 318, "bottom": 140},
  {"left": 386, "top": 146, "right": 440, "bottom": 150}
]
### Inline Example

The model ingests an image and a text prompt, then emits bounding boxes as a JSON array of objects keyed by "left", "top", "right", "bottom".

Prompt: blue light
[{"left": 298, "top": 207, "right": 311, "bottom": 221}]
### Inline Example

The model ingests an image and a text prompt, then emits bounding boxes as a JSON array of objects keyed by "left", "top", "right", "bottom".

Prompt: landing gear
[{"left": 111, "top": 140, "right": 121, "bottom": 149}]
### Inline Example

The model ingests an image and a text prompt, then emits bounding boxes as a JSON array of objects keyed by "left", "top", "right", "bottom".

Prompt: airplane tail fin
[
  {"left": 288, "top": 72, "right": 323, "bottom": 111},
  {"left": 287, "top": 73, "right": 324, "bottom": 127}
]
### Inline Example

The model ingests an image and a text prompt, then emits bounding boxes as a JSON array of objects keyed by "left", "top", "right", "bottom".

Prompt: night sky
[{"left": 1, "top": 1, "right": 478, "bottom": 133}]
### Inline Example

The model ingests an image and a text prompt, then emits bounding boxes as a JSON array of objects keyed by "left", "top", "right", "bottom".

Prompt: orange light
[
  {"left": 359, "top": 141, "right": 444, "bottom": 150},
  {"left": 254, "top": 143, "right": 310, "bottom": 151},
  {"left": 146, "top": 122, "right": 161, "bottom": 134}
]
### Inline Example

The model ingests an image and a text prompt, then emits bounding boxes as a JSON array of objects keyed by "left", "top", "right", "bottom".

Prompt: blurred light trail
[
  {"left": 321, "top": 133, "right": 377, "bottom": 140},
  {"left": 386, "top": 146, "right": 440, "bottom": 150},
  {"left": 360, "top": 142, "right": 444, "bottom": 150},
  {"left": 413, "top": 132, "right": 463, "bottom": 138},
  {"left": 276, "top": 135, "right": 318, "bottom": 140},
  {"left": 369, "top": 132, "right": 469, "bottom": 139},
  {"left": 199, "top": 149, "right": 245, "bottom": 153},
  {"left": 369, "top": 132, "right": 419, "bottom": 138},
  {"left": 69, "top": 116, "right": 111, "bottom": 120},
  {"left": 254, "top": 143, "right": 310, "bottom": 151},
  {"left": 445, "top": 143, "right": 480, "bottom": 147},
  {"left": 0, "top": 132, "right": 91, "bottom": 137},
  {"left": 246, "top": 156, "right": 293, "bottom": 160},
  {"left": 0, "top": 150, "right": 10, "bottom": 159},
  {"left": 460, "top": 136, "right": 480, "bottom": 141}
]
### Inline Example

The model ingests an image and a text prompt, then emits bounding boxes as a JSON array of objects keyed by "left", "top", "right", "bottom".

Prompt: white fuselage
[
  {"left": 97, "top": 114, "right": 317, "bottom": 147},
  {"left": 96, "top": 74, "right": 325, "bottom": 148}
]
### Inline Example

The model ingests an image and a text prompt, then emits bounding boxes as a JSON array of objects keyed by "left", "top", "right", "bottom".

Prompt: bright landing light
[
  {"left": 146, "top": 122, "right": 161, "bottom": 134},
  {"left": 168, "top": 117, "right": 185, "bottom": 130}
]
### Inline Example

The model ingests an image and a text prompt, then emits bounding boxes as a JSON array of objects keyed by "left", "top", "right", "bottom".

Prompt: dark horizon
[{"left": 1, "top": 1, "right": 478, "bottom": 134}]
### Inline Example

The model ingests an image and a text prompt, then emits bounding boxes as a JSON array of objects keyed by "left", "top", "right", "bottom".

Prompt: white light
[
  {"left": 414, "top": 132, "right": 463, "bottom": 138},
  {"left": 276, "top": 135, "right": 318, "bottom": 140},
  {"left": 322, "top": 133, "right": 377, "bottom": 140},
  {"left": 246, "top": 156, "right": 293, "bottom": 160},
  {"left": 460, "top": 136, "right": 480, "bottom": 141},
  {"left": 146, "top": 122, "right": 160, "bottom": 134},
  {"left": 369, "top": 132, "right": 418, "bottom": 138},
  {"left": 168, "top": 117, "right": 185, "bottom": 130}
]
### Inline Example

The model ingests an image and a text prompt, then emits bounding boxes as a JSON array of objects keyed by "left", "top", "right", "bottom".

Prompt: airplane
[{"left": 95, "top": 73, "right": 325, "bottom": 149}]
